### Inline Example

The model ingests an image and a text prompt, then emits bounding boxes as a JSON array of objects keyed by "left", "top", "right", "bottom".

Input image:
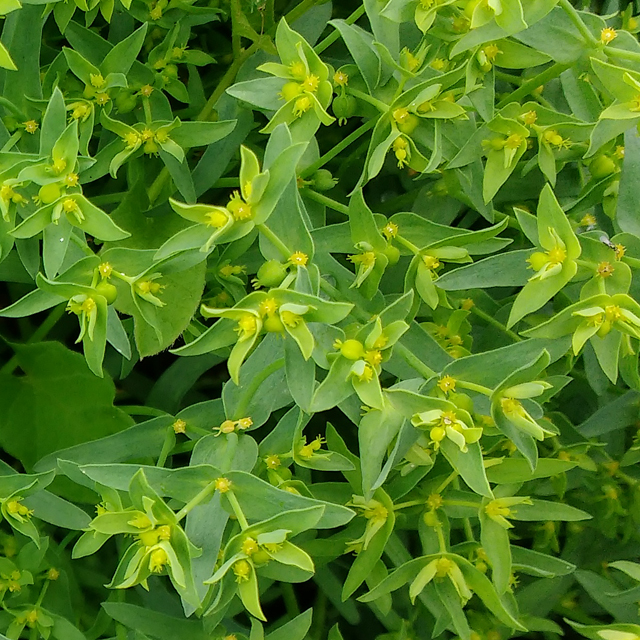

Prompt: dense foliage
[{"left": 2, "top": 0, "right": 640, "bottom": 638}]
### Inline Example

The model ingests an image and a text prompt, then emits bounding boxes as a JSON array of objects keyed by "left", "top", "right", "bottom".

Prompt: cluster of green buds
[
  {"left": 176, "top": 289, "right": 352, "bottom": 383},
  {"left": 412, "top": 402, "right": 482, "bottom": 453},
  {"left": 345, "top": 495, "right": 391, "bottom": 554},
  {"left": 101, "top": 112, "right": 183, "bottom": 176},
  {"left": 315, "top": 315, "right": 408, "bottom": 410},
  {"left": 492, "top": 380, "right": 555, "bottom": 442},
  {"left": 524, "top": 293, "right": 640, "bottom": 383},
  {"left": 206, "top": 506, "right": 319, "bottom": 621},
  {"left": 255, "top": 19, "right": 334, "bottom": 134},
  {"left": 331, "top": 68, "right": 356, "bottom": 126},
  {"left": 79, "top": 470, "right": 199, "bottom": 607},
  {"left": 160, "top": 141, "right": 305, "bottom": 260}
]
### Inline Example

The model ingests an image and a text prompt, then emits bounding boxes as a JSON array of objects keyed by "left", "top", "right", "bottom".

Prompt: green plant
[{"left": 1, "top": 0, "right": 640, "bottom": 639}]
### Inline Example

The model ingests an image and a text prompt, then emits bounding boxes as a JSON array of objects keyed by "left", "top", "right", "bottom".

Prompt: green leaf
[{"left": 0, "top": 342, "right": 133, "bottom": 469}]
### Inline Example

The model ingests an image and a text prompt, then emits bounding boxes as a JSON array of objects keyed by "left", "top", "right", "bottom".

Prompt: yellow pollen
[
  {"left": 382, "top": 222, "right": 398, "bottom": 238},
  {"left": 427, "top": 493, "right": 443, "bottom": 509},
  {"left": 605, "top": 305, "right": 622, "bottom": 321},
  {"left": 293, "top": 96, "right": 312, "bottom": 117},
  {"left": 64, "top": 173, "right": 79, "bottom": 187},
  {"left": 23, "top": 120, "right": 38, "bottom": 133},
  {"left": 236, "top": 313, "right": 258, "bottom": 336},
  {"left": 483, "top": 43, "right": 500, "bottom": 61},
  {"left": 265, "top": 454, "right": 281, "bottom": 469},
  {"left": 289, "top": 61, "right": 306, "bottom": 80},
  {"left": 301, "top": 74, "right": 319, "bottom": 93},
  {"left": 600, "top": 27, "right": 617, "bottom": 44},
  {"left": 422, "top": 254, "right": 441, "bottom": 270},
  {"left": 614, "top": 243, "right": 626, "bottom": 259},
  {"left": 290, "top": 251, "right": 309, "bottom": 266},
  {"left": 522, "top": 110, "right": 537, "bottom": 125},
  {"left": 504, "top": 133, "right": 523, "bottom": 149},
  {"left": 172, "top": 419, "right": 187, "bottom": 434},
  {"left": 52, "top": 158, "right": 67, "bottom": 174},
  {"left": 204, "top": 209, "right": 229, "bottom": 228},
  {"left": 281, "top": 310, "right": 303, "bottom": 328},
  {"left": 242, "top": 538, "right": 259, "bottom": 556},
  {"left": 392, "top": 108, "right": 411, "bottom": 125},
  {"left": 364, "top": 350, "right": 383, "bottom": 366},
  {"left": 349, "top": 251, "right": 376, "bottom": 268},
  {"left": 237, "top": 417, "right": 253, "bottom": 429},
  {"left": 435, "top": 558, "right": 454, "bottom": 578},
  {"left": 547, "top": 246, "right": 566, "bottom": 263},
  {"left": 500, "top": 397, "right": 523, "bottom": 415},
  {"left": 90, "top": 73, "right": 105, "bottom": 88},
  {"left": 215, "top": 477, "right": 232, "bottom": 493},
  {"left": 333, "top": 70, "right": 349, "bottom": 86},
  {"left": 259, "top": 298, "right": 278, "bottom": 316},
  {"left": 580, "top": 213, "right": 597, "bottom": 227},
  {"left": 149, "top": 548, "right": 168, "bottom": 573},
  {"left": 437, "top": 375, "right": 456, "bottom": 392},
  {"left": 597, "top": 261, "right": 614, "bottom": 277}
]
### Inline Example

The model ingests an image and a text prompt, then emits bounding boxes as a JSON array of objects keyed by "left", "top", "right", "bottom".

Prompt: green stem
[
  {"left": 120, "top": 405, "right": 168, "bottom": 417},
  {"left": 142, "top": 97, "right": 153, "bottom": 126},
  {"left": 0, "top": 305, "right": 66, "bottom": 375},
  {"left": 496, "top": 62, "right": 570, "bottom": 109},
  {"left": 558, "top": 0, "right": 598, "bottom": 46},
  {"left": 302, "top": 189, "right": 349, "bottom": 215},
  {"left": 256, "top": 223, "right": 291, "bottom": 259},
  {"left": 443, "top": 499, "right": 481, "bottom": 509},
  {"left": 469, "top": 305, "right": 522, "bottom": 342},
  {"left": 436, "top": 471, "right": 458, "bottom": 494},
  {"left": 299, "top": 118, "right": 376, "bottom": 178},
  {"left": 214, "top": 177, "right": 241, "bottom": 188},
  {"left": 395, "top": 234, "right": 421, "bottom": 255},
  {"left": 436, "top": 523, "right": 447, "bottom": 552},
  {"left": 456, "top": 380, "right": 494, "bottom": 396},
  {"left": 314, "top": 5, "right": 366, "bottom": 54},
  {"left": 348, "top": 88, "right": 389, "bottom": 113},
  {"left": 395, "top": 342, "right": 436, "bottom": 379},
  {"left": 176, "top": 481, "right": 217, "bottom": 521},
  {"left": 495, "top": 70, "right": 523, "bottom": 86},
  {"left": 607, "top": 47, "right": 640, "bottom": 62},
  {"left": 394, "top": 499, "right": 425, "bottom": 510},
  {"left": 227, "top": 490, "right": 249, "bottom": 529},
  {"left": 233, "top": 358, "right": 285, "bottom": 418},
  {"left": 281, "top": 582, "right": 301, "bottom": 617},
  {"left": 1, "top": 130, "right": 22, "bottom": 152},
  {"left": 282, "top": 0, "right": 318, "bottom": 26},
  {"left": 463, "top": 517, "right": 475, "bottom": 542},
  {"left": 156, "top": 426, "right": 176, "bottom": 468},
  {"left": 90, "top": 192, "right": 128, "bottom": 206}
]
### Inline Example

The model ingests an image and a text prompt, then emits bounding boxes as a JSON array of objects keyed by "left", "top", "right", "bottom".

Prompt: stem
[
  {"left": 233, "top": 357, "right": 285, "bottom": 418},
  {"left": 147, "top": 41, "right": 261, "bottom": 204},
  {"left": 314, "top": 5, "right": 366, "bottom": 54},
  {"left": 256, "top": 223, "right": 291, "bottom": 259},
  {"left": 35, "top": 580, "right": 50, "bottom": 607},
  {"left": 0, "top": 305, "right": 66, "bottom": 375},
  {"left": 496, "top": 63, "right": 570, "bottom": 109},
  {"left": 469, "top": 305, "right": 522, "bottom": 342},
  {"left": 348, "top": 88, "right": 389, "bottom": 113},
  {"left": 456, "top": 380, "right": 494, "bottom": 396},
  {"left": 302, "top": 189, "right": 349, "bottom": 215},
  {"left": 281, "top": 582, "right": 301, "bottom": 617},
  {"left": 463, "top": 518, "right": 475, "bottom": 542},
  {"left": 558, "top": 0, "right": 598, "bottom": 46},
  {"left": 395, "top": 342, "right": 436, "bottom": 379},
  {"left": 436, "top": 471, "right": 458, "bottom": 494},
  {"left": 495, "top": 70, "right": 523, "bottom": 86},
  {"left": 214, "top": 177, "right": 241, "bottom": 188},
  {"left": 1, "top": 130, "right": 22, "bottom": 152},
  {"left": 299, "top": 119, "right": 376, "bottom": 178},
  {"left": 120, "top": 405, "right": 168, "bottom": 417},
  {"left": 607, "top": 47, "right": 640, "bottom": 62},
  {"left": 90, "top": 192, "right": 128, "bottom": 206},
  {"left": 395, "top": 234, "right": 421, "bottom": 255},
  {"left": 142, "top": 97, "right": 153, "bottom": 125},
  {"left": 436, "top": 523, "right": 447, "bottom": 552},
  {"left": 176, "top": 481, "right": 217, "bottom": 521},
  {"left": 156, "top": 426, "right": 175, "bottom": 468},
  {"left": 394, "top": 499, "right": 425, "bottom": 510},
  {"left": 227, "top": 490, "right": 249, "bottom": 529}
]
